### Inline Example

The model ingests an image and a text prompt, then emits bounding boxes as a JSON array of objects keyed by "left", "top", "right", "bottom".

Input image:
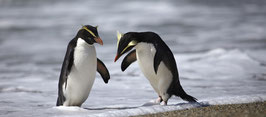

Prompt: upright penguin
[
  {"left": 56, "top": 25, "right": 110, "bottom": 106},
  {"left": 114, "top": 31, "right": 196, "bottom": 105}
]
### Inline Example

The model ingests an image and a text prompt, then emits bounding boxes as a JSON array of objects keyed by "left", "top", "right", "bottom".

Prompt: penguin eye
[{"left": 88, "top": 37, "right": 94, "bottom": 41}]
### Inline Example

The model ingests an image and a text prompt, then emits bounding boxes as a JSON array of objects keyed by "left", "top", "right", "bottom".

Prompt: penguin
[
  {"left": 56, "top": 25, "right": 110, "bottom": 106},
  {"left": 114, "top": 31, "right": 197, "bottom": 105}
]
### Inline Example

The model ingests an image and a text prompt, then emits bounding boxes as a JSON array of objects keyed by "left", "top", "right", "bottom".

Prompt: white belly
[
  {"left": 63, "top": 38, "right": 97, "bottom": 106},
  {"left": 135, "top": 43, "right": 173, "bottom": 97}
]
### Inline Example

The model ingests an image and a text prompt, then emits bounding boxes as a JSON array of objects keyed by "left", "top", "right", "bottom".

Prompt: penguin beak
[
  {"left": 94, "top": 37, "right": 103, "bottom": 45},
  {"left": 114, "top": 54, "right": 120, "bottom": 62},
  {"left": 114, "top": 44, "right": 135, "bottom": 62}
]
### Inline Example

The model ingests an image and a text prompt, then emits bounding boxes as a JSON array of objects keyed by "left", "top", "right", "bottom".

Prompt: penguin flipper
[
  {"left": 121, "top": 50, "right": 136, "bottom": 71},
  {"left": 57, "top": 40, "right": 75, "bottom": 106},
  {"left": 153, "top": 50, "right": 163, "bottom": 74},
  {"left": 97, "top": 58, "right": 110, "bottom": 84}
]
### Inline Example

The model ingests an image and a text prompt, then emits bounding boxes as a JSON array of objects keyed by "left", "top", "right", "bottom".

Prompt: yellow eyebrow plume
[
  {"left": 121, "top": 40, "right": 137, "bottom": 54},
  {"left": 117, "top": 31, "right": 124, "bottom": 46},
  {"left": 81, "top": 25, "right": 97, "bottom": 38},
  {"left": 117, "top": 31, "right": 123, "bottom": 41}
]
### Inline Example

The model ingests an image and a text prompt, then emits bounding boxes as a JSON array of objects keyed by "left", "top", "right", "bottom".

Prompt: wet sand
[{"left": 133, "top": 101, "right": 266, "bottom": 117}]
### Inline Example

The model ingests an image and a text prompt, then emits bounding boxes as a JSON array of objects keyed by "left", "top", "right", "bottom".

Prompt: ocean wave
[
  {"left": 0, "top": 86, "right": 42, "bottom": 93},
  {"left": 177, "top": 48, "right": 266, "bottom": 80}
]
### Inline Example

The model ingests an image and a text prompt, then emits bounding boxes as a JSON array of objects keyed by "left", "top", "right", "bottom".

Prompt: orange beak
[
  {"left": 94, "top": 37, "right": 103, "bottom": 45},
  {"left": 114, "top": 54, "right": 120, "bottom": 62}
]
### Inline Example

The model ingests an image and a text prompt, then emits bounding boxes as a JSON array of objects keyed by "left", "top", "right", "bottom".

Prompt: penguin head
[
  {"left": 114, "top": 31, "right": 139, "bottom": 62},
  {"left": 77, "top": 25, "right": 103, "bottom": 45}
]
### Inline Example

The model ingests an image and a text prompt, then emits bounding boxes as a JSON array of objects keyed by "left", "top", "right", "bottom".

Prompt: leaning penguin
[
  {"left": 56, "top": 25, "right": 110, "bottom": 106},
  {"left": 114, "top": 31, "right": 197, "bottom": 105}
]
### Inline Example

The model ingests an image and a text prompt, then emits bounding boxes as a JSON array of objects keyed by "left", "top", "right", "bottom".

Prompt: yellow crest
[
  {"left": 117, "top": 31, "right": 123, "bottom": 46},
  {"left": 81, "top": 25, "right": 97, "bottom": 38}
]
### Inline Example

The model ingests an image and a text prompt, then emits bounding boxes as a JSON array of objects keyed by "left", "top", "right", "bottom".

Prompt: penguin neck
[
  {"left": 76, "top": 38, "right": 93, "bottom": 48},
  {"left": 135, "top": 42, "right": 154, "bottom": 52}
]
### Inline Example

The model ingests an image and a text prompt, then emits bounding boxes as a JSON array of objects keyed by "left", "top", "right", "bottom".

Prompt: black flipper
[
  {"left": 121, "top": 50, "right": 137, "bottom": 71},
  {"left": 97, "top": 58, "right": 110, "bottom": 84},
  {"left": 153, "top": 49, "right": 164, "bottom": 74},
  {"left": 56, "top": 39, "right": 76, "bottom": 106}
]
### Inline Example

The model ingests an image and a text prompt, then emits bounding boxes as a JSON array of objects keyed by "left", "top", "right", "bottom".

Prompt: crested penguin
[
  {"left": 56, "top": 25, "right": 110, "bottom": 106},
  {"left": 114, "top": 31, "right": 197, "bottom": 105}
]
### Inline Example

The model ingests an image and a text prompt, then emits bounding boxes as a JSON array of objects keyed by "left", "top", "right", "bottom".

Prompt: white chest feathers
[
  {"left": 63, "top": 38, "right": 97, "bottom": 106},
  {"left": 135, "top": 43, "right": 173, "bottom": 96}
]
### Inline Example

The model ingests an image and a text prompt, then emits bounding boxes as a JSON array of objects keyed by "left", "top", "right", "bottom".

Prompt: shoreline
[{"left": 133, "top": 101, "right": 266, "bottom": 117}]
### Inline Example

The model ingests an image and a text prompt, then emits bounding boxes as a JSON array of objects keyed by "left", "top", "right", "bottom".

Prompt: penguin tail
[
  {"left": 174, "top": 85, "right": 197, "bottom": 102},
  {"left": 179, "top": 92, "right": 197, "bottom": 102}
]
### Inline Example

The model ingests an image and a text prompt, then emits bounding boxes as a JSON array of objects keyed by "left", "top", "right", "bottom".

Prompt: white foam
[
  {"left": 177, "top": 48, "right": 266, "bottom": 79},
  {"left": 53, "top": 106, "right": 88, "bottom": 112},
  {"left": 89, "top": 94, "right": 266, "bottom": 117}
]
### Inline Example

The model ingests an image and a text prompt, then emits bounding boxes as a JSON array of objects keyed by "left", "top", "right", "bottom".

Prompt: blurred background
[{"left": 0, "top": 0, "right": 266, "bottom": 116}]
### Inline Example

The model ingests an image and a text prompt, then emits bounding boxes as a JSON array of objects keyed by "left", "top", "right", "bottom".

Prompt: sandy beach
[{"left": 134, "top": 101, "right": 266, "bottom": 117}]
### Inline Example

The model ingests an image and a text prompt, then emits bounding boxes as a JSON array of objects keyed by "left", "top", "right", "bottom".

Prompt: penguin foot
[
  {"left": 160, "top": 101, "right": 167, "bottom": 106},
  {"left": 149, "top": 97, "right": 162, "bottom": 104},
  {"left": 155, "top": 97, "right": 162, "bottom": 103}
]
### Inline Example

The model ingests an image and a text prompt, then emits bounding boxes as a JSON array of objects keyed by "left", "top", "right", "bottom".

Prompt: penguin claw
[{"left": 149, "top": 97, "right": 162, "bottom": 104}]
